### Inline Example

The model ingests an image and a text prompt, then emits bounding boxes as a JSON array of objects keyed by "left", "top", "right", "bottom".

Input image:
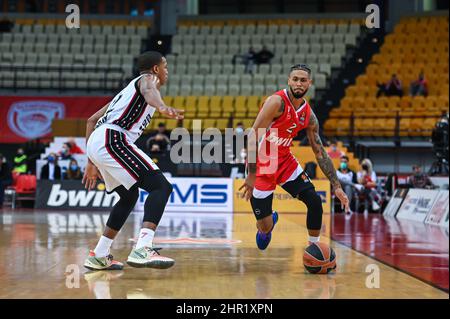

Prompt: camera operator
[{"left": 430, "top": 113, "right": 449, "bottom": 175}]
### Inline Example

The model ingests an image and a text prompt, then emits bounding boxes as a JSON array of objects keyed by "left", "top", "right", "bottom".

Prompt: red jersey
[
  {"left": 258, "top": 89, "right": 311, "bottom": 160},
  {"left": 253, "top": 89, "right": 312, "bottom": 191}
]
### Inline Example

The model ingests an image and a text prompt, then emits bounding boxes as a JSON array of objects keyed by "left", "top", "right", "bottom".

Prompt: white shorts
[{"left": 87, "top": 124, "right": 159, "bottom": 193}]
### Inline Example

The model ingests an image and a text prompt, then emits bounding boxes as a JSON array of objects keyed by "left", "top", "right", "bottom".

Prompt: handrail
[{"left": 325, "top": 111, "right": 446, "bottom": 143}]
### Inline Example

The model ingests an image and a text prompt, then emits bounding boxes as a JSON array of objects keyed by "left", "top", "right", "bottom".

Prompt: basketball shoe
[
  {"left": 126, "top": 247, "right": 175, "bottom": 269},
  {"left": 83, "top": 250, "right": 124, "bottom": 271},
  {"left": 256, "top": 211, "right": 278, "bottom": 250}
]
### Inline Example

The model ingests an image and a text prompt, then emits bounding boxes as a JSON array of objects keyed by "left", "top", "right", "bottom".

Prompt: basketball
[{"left": 303, "top": 242, "right": 337, "bottom": 274}]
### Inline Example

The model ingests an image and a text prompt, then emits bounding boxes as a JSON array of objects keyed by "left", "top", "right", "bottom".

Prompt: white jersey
[{"left": 96, "top": 75, "right": 156, "bottom": 143}]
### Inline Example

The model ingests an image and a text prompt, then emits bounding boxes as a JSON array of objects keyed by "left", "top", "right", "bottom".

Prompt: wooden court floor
[{"left": 0, "top": 209, "right": 447, "bottom": 299}]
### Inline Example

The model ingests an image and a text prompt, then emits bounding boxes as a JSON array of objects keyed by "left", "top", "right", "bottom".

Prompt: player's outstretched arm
[
  {"left": 306, "top": 111, "right": 349, "bottom": 212},
  {"left": 239, "top": 95, "right": 284, "bottom": 200},
  {"left": 139, "top": 74, "right": 184, "bottom": 120}
]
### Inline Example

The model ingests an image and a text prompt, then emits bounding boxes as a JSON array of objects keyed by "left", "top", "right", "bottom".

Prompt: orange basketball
[{"left": 303, "top": 242, "right": 337, "bottom": 274}]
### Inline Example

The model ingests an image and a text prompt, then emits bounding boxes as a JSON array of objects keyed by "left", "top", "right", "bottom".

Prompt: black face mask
[{"left": 362, "top": 165, "right": 369, "bottom": 170}]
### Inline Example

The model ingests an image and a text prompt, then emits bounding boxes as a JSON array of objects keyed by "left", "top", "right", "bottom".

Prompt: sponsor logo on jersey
[{"left": 265, "top": 131, "right": 293, "bottom": 147}]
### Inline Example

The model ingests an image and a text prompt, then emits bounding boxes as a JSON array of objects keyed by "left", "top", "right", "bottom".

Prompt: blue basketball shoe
[{"left": 256, "top": 211, "right": 279, "bottom": 250}]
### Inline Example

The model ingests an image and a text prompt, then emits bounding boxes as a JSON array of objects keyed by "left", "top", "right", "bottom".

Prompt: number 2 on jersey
[{"left": 286, "top": 123, "right": 297, "bottom": 134}]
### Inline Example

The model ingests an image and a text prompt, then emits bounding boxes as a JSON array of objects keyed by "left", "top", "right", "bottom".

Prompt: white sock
[
  {"left": 94, "top": 236, "right": 114, "bottom": 257},
  {"left": 135, "top": 228, "right": 155, "bottom": 249},
  {"left": 308, "top": 235, "right": 320, "bottom": 243}
]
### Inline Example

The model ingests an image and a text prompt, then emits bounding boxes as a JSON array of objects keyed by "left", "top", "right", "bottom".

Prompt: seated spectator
[
  {"left": 357, "top": 158, "right": 381, "bottom": 213},
  {"left": 58, "top": 143, "right": 73, "bottom": 160},
  {"left": 40, "top": 153, "right": 62, "bottom": 181},
  {"left": 377, "top": 74, "right": 403, "bottom": 97},
  {"left": 13, "top": 147, "right": 28, "bottom": 174},
  {"left": 66, "top": 138, "right": 85, "bottom": 154},
  {"left": 327, "top": 141, "right": 345, "bottom": 159},
  {"left": 242, "top": 47, "right": 257, "bottom": 74},
  {"left": 255, "top": 45, "right": 274, "bottom": 64},
  {"left": 65, "top": 159, "right": 82, "bottom": 180},
  {"left": 0, "top": 154, "right": 13, "bottom": 208},
  {"left": 407, "top": 165, "right": 434, "bottom": 189},
  {"left": 146, "top": 133, "right": 171, "bottom": 154},
  {"left": 409, "top": 72, "right": 428, "bottom": 97},
  {"left": 336, "top": 155, "right": 362, "bottom": 213},
  {"left": 150, "top": 122, "right": 170, "bottom": 139},
  {"left": 235, "top": 122, "right": 245, "bottom": 135}
]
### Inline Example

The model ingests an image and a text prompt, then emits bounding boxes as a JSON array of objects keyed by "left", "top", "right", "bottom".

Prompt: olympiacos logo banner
[
  {"left": 0, "top": 96, "right": 110, "bottom": 143},
  {"left": 7, "top": 101, "right": 65, "bottom": 139}
]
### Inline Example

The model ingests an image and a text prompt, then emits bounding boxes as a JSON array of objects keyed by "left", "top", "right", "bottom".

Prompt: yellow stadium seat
[
  {"left": 182, "top": 119, "right": 193, "bottom": 130},
  {"left": 247, "top": 96, "right": 260, "bottom": 110},
  {"left": 400, "top": 96, "right": 412, "bottom": 109},
  {"left": 209, "top": 96, "right": 222, "bottom": 117},
  {"left": 336, "top": 119, "right": 350, "bottom": 136},
  {"left": 411, "top": 96, "right": 426, "bottom": 110},
  {"left": 216, "top": 119, "right": 229, "bottom": 132},
  {"left": 399, "top": 118, "right": 411, "bottom": 137},
  {"left": 173, "top": 96, "right": 186, "bottom": 109},
  {"left": 197, "top": 96, "right": 209, "bottom": 109},
  {"left": 165, "top": 119, "right": 179, "bottom": 130},
  {"left": 203, "top": 119, "right": 217, "bottom": 129},
  {"left": 324, "top": 118, "right": 338, "bottom": 131},
  {"left": 235, "top": 96, "right": 247, "bottom": 110},
  {"left": 222, "top": 96, "right": 234, "bottom": 110},
  {"left": 163, "top": 96, "right": 174, "bottom": 106}
]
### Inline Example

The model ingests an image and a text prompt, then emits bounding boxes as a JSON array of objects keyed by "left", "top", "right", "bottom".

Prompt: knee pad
[
  {"left": 250, "top": 193, "right": 273, "bottom": 220},
  {"left": 297, "top": 188, "right": 323, "bottom": 231}
]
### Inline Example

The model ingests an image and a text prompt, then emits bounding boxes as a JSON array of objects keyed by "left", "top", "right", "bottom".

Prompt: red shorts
[{"left": 254, "top": 153, "right": 301, "bottom": 193}]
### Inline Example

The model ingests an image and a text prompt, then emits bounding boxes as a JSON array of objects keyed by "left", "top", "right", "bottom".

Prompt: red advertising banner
[{"left": 0, "top": 96, "right": 112, "bottom": 143}]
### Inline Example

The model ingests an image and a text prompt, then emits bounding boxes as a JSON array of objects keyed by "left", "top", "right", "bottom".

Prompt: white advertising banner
[
  {"left": 396, "top": 189, "right": 439, "bottom": 222},
  {"left": 425, "top": 190, "right": 449, "bottom": 227},
  {"left": 134, "top": 178, "right": 234, "bottom": 212},
  {"left": 383, "top": 188, "right": 409, "bottom": 217}
]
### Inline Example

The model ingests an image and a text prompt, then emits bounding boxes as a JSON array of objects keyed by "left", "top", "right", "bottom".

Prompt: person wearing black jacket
[
  {"left": 40, "top": 153, "right": 62, "bottom": 180},
  {"left": 0, "top": 154, "right": 12, "bottom": 208}
]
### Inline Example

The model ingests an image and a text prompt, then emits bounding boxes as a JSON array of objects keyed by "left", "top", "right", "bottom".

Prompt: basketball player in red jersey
[{"left": 240, "top": 64, "right": 349, "bottom": 250}]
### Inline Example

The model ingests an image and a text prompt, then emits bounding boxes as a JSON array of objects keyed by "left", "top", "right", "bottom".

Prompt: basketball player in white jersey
[{"left": 82, "top": 51, "right": 184, "bottom": 271}]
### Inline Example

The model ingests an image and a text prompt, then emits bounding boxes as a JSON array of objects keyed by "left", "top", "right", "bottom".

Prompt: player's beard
[{"left": 289, "top": 86, "right": 308, "bottom": 99}]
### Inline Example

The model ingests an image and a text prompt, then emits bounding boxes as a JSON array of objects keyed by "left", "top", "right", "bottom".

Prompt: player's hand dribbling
[
  {"left": 239, "top": 174, "right": 256, "bottom": 201},
  {"left": 159, "top": 105, "right": 185, "bottom": 120},
  {"left": 82, "top": 162, "right": 103, "bottom": 190},
  {"left": 335, "top": 188, "right": 350, "bottom": 213}
]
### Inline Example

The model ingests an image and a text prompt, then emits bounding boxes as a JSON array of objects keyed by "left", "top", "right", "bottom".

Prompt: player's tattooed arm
[{"left": 306, "top": 111, "right": 341, "bottom": 191}]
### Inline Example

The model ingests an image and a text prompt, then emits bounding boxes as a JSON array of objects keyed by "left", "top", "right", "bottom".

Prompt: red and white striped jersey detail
[{"left": 96, "top": 75, "right": 156, "bottom": 143}]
